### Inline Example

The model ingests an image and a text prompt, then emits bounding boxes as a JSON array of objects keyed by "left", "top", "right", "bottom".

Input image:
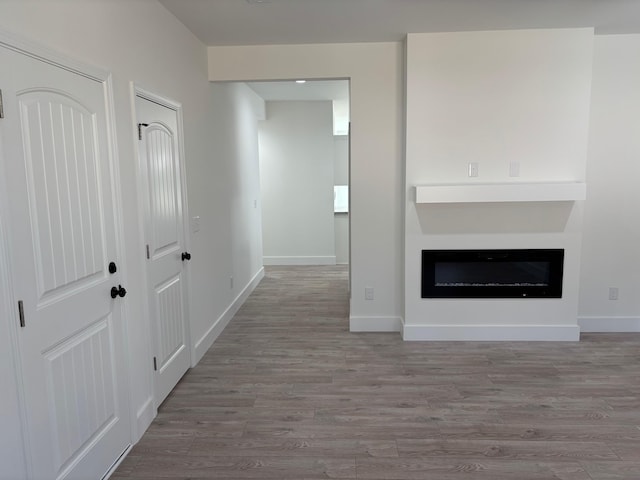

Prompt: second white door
[{"left": 136, "top": 94, "right": 190, "bottom": 405}]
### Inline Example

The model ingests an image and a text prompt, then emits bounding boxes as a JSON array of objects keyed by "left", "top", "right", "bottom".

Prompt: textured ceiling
[{"left": 160, "top": 0, "right": 640, "bottom": 46}]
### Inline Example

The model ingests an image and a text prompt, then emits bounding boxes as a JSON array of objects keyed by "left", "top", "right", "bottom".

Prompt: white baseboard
[
  {"left": 402, "top": 324, "right": 580, "bottom": 341},
  {"left": 349, "top": 316, "right": 403, "bottom": 332},
  {"left": 192, "top": 267, "right": 265, "bottom": 365},
  {"left": 134, "top": 396, "right": 155, "bottom": 443},
  {"left": 263, "top": 256, "right": 336, "bottom": 266},
  {"left": 578, "top": 316, "right": 640, "bottom": 332}
]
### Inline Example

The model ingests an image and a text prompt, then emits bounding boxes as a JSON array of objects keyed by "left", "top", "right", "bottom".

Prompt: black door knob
[
  {"left": 110, "top": 285, "right": 127, "bottom": 299},
  {"left": 181, "top": 252, "right": 192, "bottom": 261},
  {"left": 108, "top": 261, "right": 117, "bottom": 274}
]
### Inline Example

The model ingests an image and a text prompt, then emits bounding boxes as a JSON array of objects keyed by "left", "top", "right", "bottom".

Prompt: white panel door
[
  {"left": 136, "top": 94, "right": 190, "bottom": 405},
  {"left": 0, "top": 47, "right": 130, "bottom": 479}
]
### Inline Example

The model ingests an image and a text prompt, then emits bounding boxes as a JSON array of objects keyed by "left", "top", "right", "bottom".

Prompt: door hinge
[
  {"left": 146, "top": 244, "right": 150, "bottom": 259},
  {"left": 153, "top": 357, "right": 157, "bottom": 371},
  {"left": 137, "top": 123, "right": 149, "bottom": 140},
  {"left": 0, "top": 89, "right": 4, "bottom": 119},
  {"left": 17, "top": 300, "right": 25, "bottom": 328}
]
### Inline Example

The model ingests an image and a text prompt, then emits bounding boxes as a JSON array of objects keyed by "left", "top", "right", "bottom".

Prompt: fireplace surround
[{"left": 422, "top": 249, "right": 564, "bottom": 299}]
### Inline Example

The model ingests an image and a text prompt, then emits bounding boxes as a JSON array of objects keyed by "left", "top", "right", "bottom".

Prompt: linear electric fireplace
[{"left": 422, "top": 249, "right": 564, "bottom": 299}]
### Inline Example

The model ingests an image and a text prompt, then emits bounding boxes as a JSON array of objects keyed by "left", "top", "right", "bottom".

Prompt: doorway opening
[{"left": 246, "top": 79, "right": 351, "bottom": 301}]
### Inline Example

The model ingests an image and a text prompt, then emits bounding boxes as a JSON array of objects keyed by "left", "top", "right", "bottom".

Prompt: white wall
[
  {"left": 405, "top": 29, "right": 594, "bottom": 340},
  {"left": 334, "top": 136, "right": 350, "bottom": 264},
  {"left": 0, "top": 0, "right": 264, "bottom": 451},
  {"left": 192, "top": 81, "right": 265, "bottom": 358},
  {"left": 208, "top": 42, "right": 404, "bottom": 329},
  {"left": 579, "top": 34, "right": 640, "bottom": 332},
  {"left": 259, "top": 101, "right": 335, "bottom": 265},
  {"left": 226, "top": 84, "right": 265, "bottom": 305}
]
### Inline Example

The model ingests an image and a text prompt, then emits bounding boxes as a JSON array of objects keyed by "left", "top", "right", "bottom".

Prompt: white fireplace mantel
[{"left": 415, "top": 182, "right": 586, "bottom": 204}]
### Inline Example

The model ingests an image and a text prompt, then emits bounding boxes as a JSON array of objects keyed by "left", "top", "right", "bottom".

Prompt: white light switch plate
[
  {"left": 191, "top": 216, "right": 201, "bottom": 233},
  {"left": 509, "top": 161, "right": 520, "bottom": 177}
]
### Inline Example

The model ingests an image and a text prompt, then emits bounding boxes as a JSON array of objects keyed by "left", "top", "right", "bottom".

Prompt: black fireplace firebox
[{"left": 421, "top": 249, "right": 564, "bottom": 299}]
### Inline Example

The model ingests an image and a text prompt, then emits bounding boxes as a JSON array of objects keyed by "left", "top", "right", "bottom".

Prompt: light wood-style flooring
[{"left": 114, "top": 266, "right": 640, "bottom": 479}]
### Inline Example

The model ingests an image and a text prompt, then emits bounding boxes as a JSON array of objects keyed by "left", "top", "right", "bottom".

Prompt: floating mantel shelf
[{"left": 415, "top": 182, "right": 587, "bottom": 204}]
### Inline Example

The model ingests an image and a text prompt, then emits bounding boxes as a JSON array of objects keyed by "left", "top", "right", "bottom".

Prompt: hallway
[{"left": 114, "top": 266, "right": 640, "bottom": 479}]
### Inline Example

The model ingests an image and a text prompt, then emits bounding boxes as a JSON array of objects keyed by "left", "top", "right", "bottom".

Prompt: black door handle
[
  {"left": 181, "top": 252, "right": 191, "bottom": 261},
  {"left": 110, "top": 285, "right": 127, "bottom": 299}
]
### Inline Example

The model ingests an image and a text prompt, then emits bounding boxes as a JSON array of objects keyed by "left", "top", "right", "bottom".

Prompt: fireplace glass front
[{"left": 421, "top": 249, "right": 564, "bottom": 298}]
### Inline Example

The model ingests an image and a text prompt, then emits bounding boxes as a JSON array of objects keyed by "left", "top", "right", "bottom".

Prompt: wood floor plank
[
  {"left": 605, "top": 441, "right": 640, "bottom": 461},
  {"left": 435, "top": 423, "right": 640, "bottom": 442},
  {"left": 581, "top": 461, "right": 640, "bottom": 480},
  {"left": 188, "top": 437, "right": 398, "bottom": 458},
  {"left": 131, "top": 454, "right": 356, "bottom": 479},
  {"left": 244, "top": 419, "right": 442, "bottom": 440},
  {"left": 356, "top": 457, "right": 592, "bottom": 480},
  {"left": 395, "top": 438, "right": 619, "bottom": 461},
  {"left": 144, "top": 418, "right": 247, "bottom": 438},
  {"left": 114, "top": 266, "right": 640, "bottom": 480}
]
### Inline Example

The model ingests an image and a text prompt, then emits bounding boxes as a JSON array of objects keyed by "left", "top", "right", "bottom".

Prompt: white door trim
[
  {"left": 130, "top": 83, "right": 192, "bottom": 413},
  {"left": 0, "top": 163, "right": 29, "bottom": 478},
  {"left": 0, "top": 28, "right": 109, "bottom": 82},
  {"left": 0, "top": 27, "right": 133, "bottom": 473}
]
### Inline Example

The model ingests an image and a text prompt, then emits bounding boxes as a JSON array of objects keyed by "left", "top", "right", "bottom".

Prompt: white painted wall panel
[
  {"left": 333, "top": 136, "right": 349, "bottom": 265},
  {"left": 579, "top": 34, "right": 640, "bottom": 323},
  {"left": 189, "top": 82, "right": 265, "bottom": 357},
  {"left": 404, "top": 29, "right": 593, "bottom": 339},
  {"left": 208, "top": 42, "right": 404, "bottom": 324},
  {"left": 259, "top": 101, "right": 335, "bottom": 263}
]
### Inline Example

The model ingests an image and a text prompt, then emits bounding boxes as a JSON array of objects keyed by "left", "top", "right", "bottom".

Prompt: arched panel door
[
  {"left": 0, "top": 45, "right": 130, "bottom": 479},
  {"left": 136, "top": 93, "right": 190, "bottom": 406}
]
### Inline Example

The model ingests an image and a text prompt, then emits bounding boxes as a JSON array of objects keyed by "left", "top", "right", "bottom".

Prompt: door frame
[
  {"left": 130, "top": 84, "right": 192, "bottom": 412},
  {"left": 0, "top": 28, "right": 133, "bottom": 475},
  {"left": 0, "top": 145, "right": 29, "bottom": 479}
]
